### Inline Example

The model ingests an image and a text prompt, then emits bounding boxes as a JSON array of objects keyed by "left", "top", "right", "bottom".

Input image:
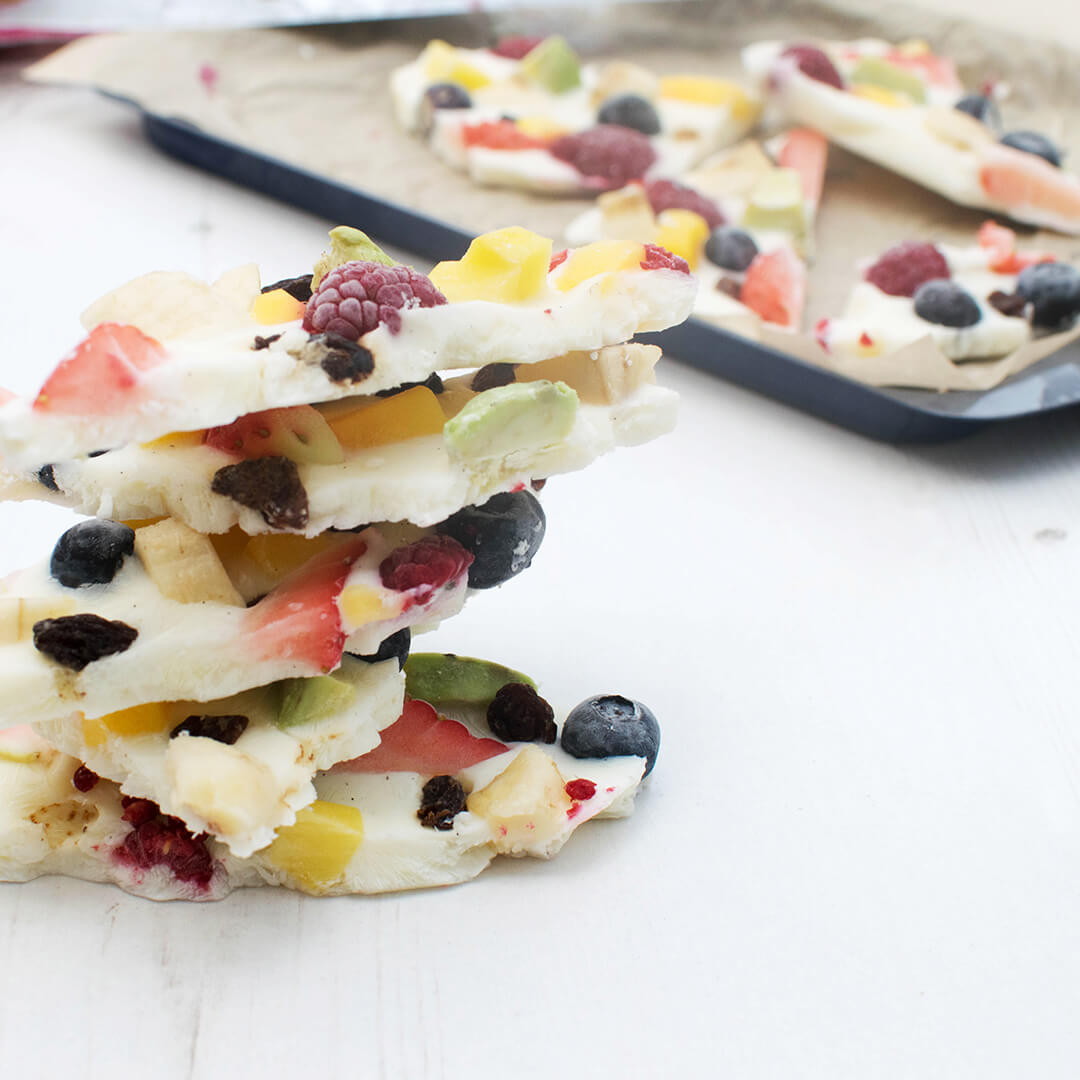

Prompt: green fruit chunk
[
  {"left": 741, "top": 168, "right": 807, "bottom": 237},
  {"left": 312, "top": 226, "right": 396, "bottom": 289},
  {"left": 521, "top": 35, "right": 582, "bottom": 93},
  {"left": 405, "top": 653, "right": 536, "bottom": 708},
  {"left": 443, "top": 380, "right": 578, "bottom": 462},
  {"left": 274, "top": 674, "right": 356, "bottom": 728},
  {"left": 850, "top": 55, "right": 926, "bottom": 104}
]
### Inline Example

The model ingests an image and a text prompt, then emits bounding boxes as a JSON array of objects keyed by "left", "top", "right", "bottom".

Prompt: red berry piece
[
  {"left": 303, "top": 261, "right": 446, "bottom": 341},
  {"left": 463, "top": 119, "right": 551, "bottom": 151},
  {"left": 565, "top": 778, "right": 597, "bottom": 801},
  {"left": 549, "top": 249, "right": 569, "bottom": 271},
  {"left": 645, "top": 179, "right": 725, "bottom": 229},
  {"left": 115, "top": 797, "right": 214, "bottom": 889},
  {"left": 740, "top": 248, "right": 805, "bottom": 328},
  {"left": 864, "top": 241, "right": 949, "bottom": 297},
  {"left": 72, "top": 765, "right": 99, "bottom": 793},
  {"left": 379, "top": 535, "right": 473, "bottom": 598},
  {"left": 549, "top": 125, "right": 657, "bottom": 189},
  {"left": 491, "top": 35, "right": 544, "bottom": 60},
  {"left": 780, "top": 44, "right": 844, "bottom": 90},
  {"left": 640, "top": 243, "right": 691, "bottom": 274}
]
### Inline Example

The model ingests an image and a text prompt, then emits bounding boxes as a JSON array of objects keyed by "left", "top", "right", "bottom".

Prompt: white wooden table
[{"left": 3, "top": 45, "right": 1080, "bottom": 1080}]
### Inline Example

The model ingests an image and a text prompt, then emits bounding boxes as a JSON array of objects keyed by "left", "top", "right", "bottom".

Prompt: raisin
[
  {"left": 211, "top": 456, "right": 309, "bottom": 530},
  {"left": 311, "top": 332, "right": 376, "bottom": 384},
  {"left": 261, "top": 274, "right": 314, "bottom": 302},
  {"left": 470, "top": 363, "right": 517, "bottom": 392},
  {"left": 33, "top": 614, "right": 138, "bottom": 671},
  {"left": 988, "top": 290, "right": 1027, "bottom": 318},
  {"left": 37, "top": 464, "right": 59, "bottom": 491},
  {"left": 252, "top": 333, "right": 282, "bottom": 351},
  {"left": 375, "top": 371, "right": 445, "bottom": 398},
  {"left": 417, "top": 774, "right": 467, "bottom": 830},
  {"left": 170, "top": 714, "right": 249, "bottom": 745},
  {"left": 486, "top": 682, "right": 557, "bottom": 743}
]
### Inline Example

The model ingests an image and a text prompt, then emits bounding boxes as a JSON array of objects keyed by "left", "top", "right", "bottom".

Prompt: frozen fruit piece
[
  {"left": 417, "top": 775, "right": 467, "bottom": 830},
  {"left": 349, "top": 627, "right": 411, "bottom": 670},
  {"left": 561, "top": 694, "right": 660, "bottom": 776},
  {"left": 263, "top": 799, "right": 365, "bottom": 890},
  {"left": 645, "top": 179, "right": 725, "bottom": 229},
  {"left": 205, "top": 405, "right": 344, "bottom": 466},
  {"left": 955, "top": 92, "right": 1001, "bottom": 129},
  {"left": 311, "top": 226, "right": 396, "bottom": 290},
  {"left": 850, "top": 55, "right": 926, "bottom": 103},
  {"left": 462, "top": 119, "right": 550, "bottom": 151},
  {"left": 552, "top": 241, "right": 645, "bottom": 291},
  {"left": 597, "top": 93, "right": 661, "bottom": 135},
  {"left": 487, "top": 682, "right": 556, "bottom": 743},
  {"left": 319, "top": 385, "right": 446, "bottom": 452},
  {"left": 274, "top": 673, "right": 356, "bottom": 729},
  {"left": 211, "top": 457, "right": 309, "bottom": 530},
  {"left": 978, "top": 147, "right": 1080, "bottom": 221},
  {"left": 134, "top": 518, "right": 245, "bottom": 606},
  {"left": 780, "top": 44, "right": 844, "bottom": 89},
  {"left": 1000, "top": 130, "right": 1063, "bottom": 168},
  {"left": 492, "top": 34, "right": 543, "bottom": 60},
  {"left": 379, "top": 535, "right": 473, "bottom": 596},
  {"left": 657, "top": 75, "right": 756, "bottom": 121},
  {"left": 429, "top": 227, "right": 552, "bottom": 304},
  {"left": 777, "top": 127, "right": 828, "bottom": 209},
  {"left": 640, "top": 244, "right": 691, "bottom": 272},
  {"left": 419, "top": 82, "right": 472, "bottom": 134},
  {"left": 913, "top": 279, "right": 981, "bottom": 327},
  {"left": 170, "top": 714, "right": 249, "bottom": 745},
  {"left": 34, "top": 323, "right": 166, "bottom": 415},
  {"left": 304, "top": 261, "right": 446, "bottom": 341},
  {"left": 404, "top": 652, "right": 536, "bottom": 708},
  {"left": 851, "top": 84, "right": 904, "bottom": 107},
  {"left": 742, "top": 168, "right": 806, "bottom": 236},
  {"left": 520, "top": 35, "right": 581, "bottom": 93},
  {"left": 1017, "top": 262, "right": 1080, "bottom": 328},
  {"left": 421, "top": 40, "right": 491, "bottom": 91},
  {"left": 705, "top": 226, "right": 758, "bottom": 272},
  {"left": 240, "top": 533, "right": 343, "bottom": 583},
  {"left": 33, "top": 614, "right": 138, "bottom": 671},
  {"left": 655, "top": 209, "right": 711, "bottom": 269},
  {"left": 864, "top": 241, "right": 949, "bottom": 297},
  {"left": 252, "top": 288, "right": 307, "bottom": 325},
  {"left": 342, "top": 698, "right": 507, "bottom": 774},
  {"left": 740, "top": 247, "right": 805, "bottom": 328},
  {"left": 82, "top": 702, "right": 172, "bottom": 747},
  {"left": 116, "top": 799, "right": 214, "bottom": 888},
  {"left": 50, "top": 520, "right": 135, "bottom": 588},
  {"left": 550, "top": 125, "right": 657, "bottom": 188}
]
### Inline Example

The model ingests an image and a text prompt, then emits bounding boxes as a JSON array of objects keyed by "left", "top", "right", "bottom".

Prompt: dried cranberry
[
  {"left": 170, "top": 714, "right": 249, "bottom": 745},
  {"left": 72, "top": 765, "right": 99, "bottom": 793},
  {"left": 120, "top": 797, "right": 159, "bottom": 827},
  {"left": 379, "top": 535, "right": 473, "bottom": 596},
  {"left": 640, "top": 244, "right": 691, "bottom": 273},
  {"left": 780, "top": 44, "right": 845, "bottom": 89},
  {"left": 33, "top": 614, "right": 138, "bottom": 671},
  {"left": 486, "top": 682, "right": 557, "bottom": 743},
  {"left": 211, "top": 456, "right": 309, "bottom": 530},
  {"left": 417, "top": 774, "right": 468, "bottom": 830}
]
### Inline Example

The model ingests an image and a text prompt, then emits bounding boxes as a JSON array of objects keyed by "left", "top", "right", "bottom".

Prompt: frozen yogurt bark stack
[{"left": 0, "top": 225, "right": 693, "bottom": 899}]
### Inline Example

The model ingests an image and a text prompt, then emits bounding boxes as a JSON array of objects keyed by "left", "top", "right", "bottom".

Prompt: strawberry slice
[
  {"left": 335, "top": 699, "right": 508, "bottom": 775},
  {"left": 33, "top": 323, "right": 166, "bottom": 415},
  {"left": 740, "top": 247, "right": 806, "bottom": 328},
  {"left": 245, "top": 536, "right": 366, "bottom": 672},
  {"left": 463, "top": 120, "right": 550, "bottom": 151},
  {"left": 777, "top": 128, "right": 828, "bottom": 210},
  {"left": 979, "top": 145, "right": 1080, "bottom": 226}
]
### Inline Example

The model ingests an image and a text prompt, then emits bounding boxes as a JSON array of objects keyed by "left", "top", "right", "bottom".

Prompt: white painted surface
[{"left": 3, "top": 51, "right": 1080, "bottom": 1080}]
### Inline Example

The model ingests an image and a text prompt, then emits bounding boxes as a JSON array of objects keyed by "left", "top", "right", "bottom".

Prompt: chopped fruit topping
[
  {"left": 404, "top": 652, "right": 537, "bottom": 708},
  {"left": 116, "top": 798, "right": 214, "bottom": 888},
  {"left": 304, "top": 261, "right": 446, "bottom": 341},
  {"left": 1001, "top": 130, "right": 1063, "bottom": 168},
  {"left": 1017, "top": 262, "right": 1080, "bottom": 329},
  {"left": 37, "top": 464, "right": 59, "bottom": 491},
  {"left": 705, "top": 226, "right": 759, "bottom": 272},
  {"left": 312, "top": 226, "right": 396, "bottom": 290},
  {"left": 517, "top": 342, "right": 659, "bottom": 406},
  {"left": 851, "top": 84, "right": 904, "bottom": 107},
  {"left": 955, "top": 93, "right": 1001, "bottom": 130},
  {"left": 462, "top": 119, "right": 551, "bottom": 151},
  {"left": 274, "top": 673, "right": 356, "bottom": 728},
  {"left": 134, "top": 518, "right": 246, "bottom": 607},
  {"left": 913, "top": 279, "right": 982, "bottom": 327},
  {"left": 261, "top": 274, "right": 313, "bottom": 302},
  {"left": 487, "top": 682, "right": 557, "bottom": 743},
  {"left": 339, "top": 698, "right": 507, "bottom": 774},
  {"left": 422, "top": 40, "right": 491, "bottom": 91},
  {"left": 339, "top": 585, "right": 388, "bottom": 626},
  {"left": 640, "top": 244, "right": 691, "bottom": 273},
  {"left": 417, "top": 775, "right": 468, "bottom": 830},
  {"left": 33, "top": 614, "right": 138, "bottom": 672},
  {"left": 252, "top": 289, "right": 307, "bottom": 325},
  {"left": 864, "top": 241, "right": 949, "bottom": 297},
  {"left": 471, "top": 363, "right": 517, "bottom": 392},
  {"left": 170, "top": 714, "right": 249, "bottom": 744},
  {"left": 780, "top": 44, "right": 844, "bottom": 89},
  {"left": 33, "top": 323, "right": 166, "bottom": 415},
  {"left": 561, "top": 694, "right": 660, "bottom": 776},
  {"left": 307, "top": 332, "right": 376, "bottom": 384},
  {"left": 379, "top": 535, "right": 473, "bottom": 597},
  {"left": 777, "top": 127, "right": 828, "bottom": 209},
  {"left": 516, "top": 115, "right": 570, "bottom": 140},
  {"left": 420, "top": 82, "right": 472, "bottom": 133},
  {"left": 205, "top": 405, "right": 344, "bottom": 466},
  {"left": 814, "top": 317, "right": 831, "bottom": 351},
  {"left": 646, "top": 179, "right": 725, "bottom": 229},
  {"left": 552, "top": 241, "right": 645, "bottom": 291},
  {"left": 657, "top": 75, "right": 756, "bottom": 120},
  {"left": 491, "top": 34, "right": 543, "bottom": 60},
  {"left": 348, "top": 627, "right": 411, "bottom": 670},
  {"left": 263, "top": 800, "right": 365, "bottom": 890},
  {"left": 72, "top": 765, "right": 99, "bottom": 792},
  {"left": 0, "top": 726, "right": 56, "bottom": 764},
  {"left": 655, "top": 209, "right": 711, "bottom": 269},
  {"left": 742, "top": 168, "right": 806, "bottom": 236},
  {"left": 988, "top": 290, "right": 1027, "bottom": 318},
  {"left": 850, "top": 55, "right": 926, "bottom": 103},
  {"left": 82, "top": 702, "right": 172, "bottom": 747},
  {"left": 739, "top": 247, "right": 805, "bottom": 328},
  {"left": 856, "top": 333, "right": 881, "bottom": 358},
  {"left": 549, "top": 249, "right": 569, "bottom": 272},
  {"left": 241, "top": 532, "right": 345, "bottom": 583},
  {"left": 550, "top": 125, "right": 657, "bottom": 189},
  {"left": 429, "top": 226, "right": 552, "bottom": 304},
  {"left": 520, "top": 35, "right": 581, "bottom": 93},
  {"left": 975, "top": 221, "right": 1052, "bottom": 273},
  {"left": 50, "top": 520, "right": 135, "bottom": 588},
  {"left": 598, "top": 93, "right": 661, "bottom": 135},
  {"left": 320, "top": 385, "right": 445, "bottom": 451},
  {"left": 978, "top": 148, "right": 1080, "bottom": 220},
  {"left": 211, "top": 456, "right": 309, "bottom": 530},
  {"left": 565, "top": 778, "right": 596, "bottom": 802}
]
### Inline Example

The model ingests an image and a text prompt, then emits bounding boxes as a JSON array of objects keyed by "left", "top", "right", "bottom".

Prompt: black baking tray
[{"left": 141, "top": 111, "right": 1080, "bottom": 444}]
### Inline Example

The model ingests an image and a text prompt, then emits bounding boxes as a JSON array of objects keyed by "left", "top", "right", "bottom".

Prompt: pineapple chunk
[
  {"left": 0, "top": 595, "right": 77, "bottom": 644},
  {"left": 430, "top": 227, "right": 552, "bottom": 304},
  {"left": 263, "top": 800, "right": 365, "bottom": 891},
  {"left": 319, "top": 386, "right": 446, "bottom": 450},
  {"left": 596, "top": 185, "right": 659, "bottom": 243},
  {"left": 422, "top": 40, "right": 491, "bottom": 91},
  {"left": 242, "top": 532, "right": 345, "bottom": 581},
  {"left": 135, "top": 519, "right": 245, "bottom": 606},
  {"left": 552, "top": 242, "right": 645, "bottom": 292},
  {"left": 518, "top": 343, "right": 660, "bottom": 405},
  {"left": 82, "top": 701, "right": 174, "bottom": 747},
  {"left": 253, "top": 289, "right": 307, "bottom": 325},
  {"left": 685, "top": 141, "right": 774, "bottom": 202},
  {"left": 655, "top": 209, "right": 710, "bottom": 269},
  {"left": 658, "top": 75, "right": 758, "bottom": 123},
  {"left": 466, "top": 745, "right": 572, "bottom": 855}
]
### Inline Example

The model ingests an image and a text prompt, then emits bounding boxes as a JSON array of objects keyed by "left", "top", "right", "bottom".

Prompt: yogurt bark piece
[
  {"left": 392, "top": 36, "right": 759, "bottom": 195},
  {"left": 0, "top": 227, "right": 696, "bottom": 470},
  {"left": 743, "top": 38, "right": 1080, "bottom": 235}
]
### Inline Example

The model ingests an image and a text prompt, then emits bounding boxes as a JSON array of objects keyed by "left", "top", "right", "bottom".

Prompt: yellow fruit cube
[
  {"left": 654, "top": 209, "right": 710, "bottom": 269},
  {"left": 140, "top": 430, "right": 205, "bottom": 451},
  {"left": 320, "top": 386, "right": 446, "bottom": 451},
  {"left": 242, "top": 532, "right": 344, "bottom": 581},
  {"left": 263, "top": 800, "right": 364, "bottom": 891},
  {"left": 429, "top": 227, "right": 553, "bottom": 303},
  {"left": 83, "top": 702, "right": 174, "bottom": 747},
  {"left": 658, "top": 76, "right": 758, "bottom": 122},
  {"left": 134, "top": 518, "right": 246, "bottom": 607},
  {"left": 553, "top": 242, "right": 645, "bottom": 292},
  {"left": 252, "top": 288, "right": 307, "bottom": 325},
  {"left": 339, "top": 585, "right": 388, "bottom": 628},
  {"left": 851, "top": 84, "right": 905, "bottom": 107},
  {"left": 516, "top": 115, "right": 568, "bottom": 139},
  {"left": 422, "top": 40, "right": 491, "bottom": 91}
]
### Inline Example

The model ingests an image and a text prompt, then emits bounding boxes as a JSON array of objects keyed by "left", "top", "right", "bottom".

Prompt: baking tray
[{"left": 141, "top": 111, "right": 1080, "bottom": 443}]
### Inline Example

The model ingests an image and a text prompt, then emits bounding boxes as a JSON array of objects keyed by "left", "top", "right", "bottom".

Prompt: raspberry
[
  {"left": 303, "top": 261, "right": 446, "bottom": 341},
  {"left": 645, "top": 179, "right": 725, "bottom": 229},
  {"left": 379, "top": 535, "right": 474, "bottom": 597},
  {"left": 781, "top": 44, "right": 844, "bottom": 90},
  {"left": 116, "top": 797, "right": 214, "bottom": 888},
  {"left": 864, "top": 241, "right": 949, "bottom": 297},
  {"left": 640, "top": 244, "right": 691, "bottom": 274},
  {"left": 492, "top": 35, "right": 544, "bottom": 60},
  {"left": 549, "top": 125, "right": 657, "bottom": 188},
  {"left": 463, "top": 120, "right": 550, "bottom": 151}
]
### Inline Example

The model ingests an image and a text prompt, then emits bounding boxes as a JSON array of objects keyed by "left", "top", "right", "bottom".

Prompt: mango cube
[
  {"left": 242, "top": 532, "right": 345, "bottom": 581},
  {"left": 252, "top": 288, "right": 307, "bottom": 325},
  {"left": 339, "top": 585, "right": 389, "bottom": 628},
  {"left": 658, "top": 76, "right": 758, "bottom": 122},
  {"left": 320, "top": 385, "right": 446, "bottom": 451},
  {"left": 655, "top": 209, "right": 710, "bottom": 269},
  {"left": 553, "top": 242, "right": 644, "bottom": 293},
  {"left": 263, "top": 800, "right": 365, "bottom": 891},
  {"left": 516, "top": 115, "right": 569, "bottom": 140},
  {"left": 430, "top": 228, "right": 553, "bottom": 304},
  {"left": 83, "top": 702, "right": 175, "bottom": 748},
  {"left": 422, "top": 40, "right": 491, "bottom": 91},
  {"left": 141, "top": 430, "right": 205, "bottom": 451}
]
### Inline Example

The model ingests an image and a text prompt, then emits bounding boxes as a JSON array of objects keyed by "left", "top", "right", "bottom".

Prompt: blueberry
[
  {"left": 420, "top": 82, "right": 472, "bottom": 134},
  {"left": 50, "top": 520, "right": 135, "bottom": 588},
  {"left": 1017, "top": 262, "right": 1080, "bottom": 329},
  {"left": 954, "top": 93, "right": 1000, "bottom": 130},
  {"left": 561, "top": 694, "right": 660, "bottom": 776},
  {"left": 704, "top": 227, "right": 759, "bottom": 272},
  {"left": 436, "top": 490, "right": 545, "bottom": 589},
  {"left": 913, "top": 279, "right": 981, "bottom": 328},
  {"left": 1000, "top": 130, "right": 1063, "bottom": 168},
  {"left": 596, "top": 94, "right": 661, "bottom": 136},
  {"left": 348, "top": 627, "right": 411, "bottom": 670}
]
